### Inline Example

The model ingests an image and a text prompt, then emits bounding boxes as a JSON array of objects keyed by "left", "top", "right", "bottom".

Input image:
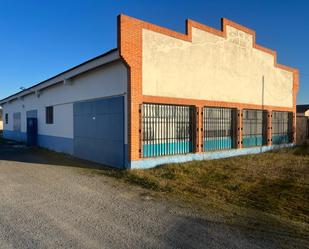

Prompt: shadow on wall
[{"left": 0, "top": 138, "right": 112, "bottom": 171}]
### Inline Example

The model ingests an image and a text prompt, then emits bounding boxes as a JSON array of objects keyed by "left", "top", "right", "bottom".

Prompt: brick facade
[{"left": 118, "top": 14, "right": 299, "bottom": 162}]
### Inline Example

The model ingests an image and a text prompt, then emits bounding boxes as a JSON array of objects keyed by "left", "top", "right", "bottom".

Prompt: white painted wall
[
  {"left": 2, "top": 60, "right": 128, "bottom": 141},
  {"left": 142, "top": 25, "right": 294, "bottom": 108},
  {"left": 0, "top": 109, "right": 3, "bottom": 130}
]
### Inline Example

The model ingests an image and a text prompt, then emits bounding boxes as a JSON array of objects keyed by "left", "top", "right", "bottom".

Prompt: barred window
[
  {"left": 242, "top": 109, "right": 267, "bottom": 147},
  {"left": 142, "top": 103, "right": 195, "bottom": 157},
  {"left": 46, "top": 106, "right": 54, "bottom": 124},
  {"left": 272, "top": 111, "right": 293, "bottom": 144},
  {"left": 203, "top": 107, "right": 236, "bottom": 151},
  {"left": 13, "top": 112, "right": 21, "bottom": 131}
]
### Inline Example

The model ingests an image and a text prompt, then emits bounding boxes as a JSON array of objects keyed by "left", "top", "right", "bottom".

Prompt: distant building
[
  {"left": 0, "top": 15, "right": 299, "bottom": 169},
  {"left": 297, "top": 105, "right": 309, "bottom": 117},
  {"left": 296, "top": 105, "right": 309, "bottom": 145}
]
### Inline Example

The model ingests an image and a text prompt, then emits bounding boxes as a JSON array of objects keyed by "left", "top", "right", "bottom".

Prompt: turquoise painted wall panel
[
  {"left": 204, "top": 137, "right": 233, "bottom": 151},
  {"left": 242, "top": 135, "right": 263, "bottom": 147},
  {"left": 143, "top": 141, "right": 192, "bottom": 158},
  {"left": 272, "top": 135, "right": 289, "bottom": 145}
]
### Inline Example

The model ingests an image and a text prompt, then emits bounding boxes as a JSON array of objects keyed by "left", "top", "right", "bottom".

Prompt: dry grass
[
  {"left": 2, "top": 138, "right": 308, "bottom": 242},
  {"left": 2, "top": 137, "right": 307, "bottom": 228},
  {"left": 99, "top": 146, "right": 309, "bottom": 224}
]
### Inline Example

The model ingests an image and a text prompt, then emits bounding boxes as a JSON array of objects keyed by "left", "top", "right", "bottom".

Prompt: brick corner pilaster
[{"left": 237, "top": 109, "right": 243, "bottom": 149}]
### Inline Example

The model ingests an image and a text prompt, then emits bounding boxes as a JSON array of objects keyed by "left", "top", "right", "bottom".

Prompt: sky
[{"left": 0, "top": 0, "right": 308, "bottom": 103}]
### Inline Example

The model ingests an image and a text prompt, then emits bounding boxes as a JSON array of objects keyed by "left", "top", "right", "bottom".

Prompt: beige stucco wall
[{"left": 142, "top": 25, "right": 294, "bottom": 107}]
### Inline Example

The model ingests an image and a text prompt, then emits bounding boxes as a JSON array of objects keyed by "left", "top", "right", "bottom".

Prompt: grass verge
[
  {"left": 1, "top": 138, "right": 308, "bottom": 244},
  {"left": 96, "top": 146, "right": 309, "bottom": 225}
]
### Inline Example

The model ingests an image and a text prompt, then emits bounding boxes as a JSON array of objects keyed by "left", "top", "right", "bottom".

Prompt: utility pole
[{"left": 262, "top": 75, "right": 264, "bottom": 110}]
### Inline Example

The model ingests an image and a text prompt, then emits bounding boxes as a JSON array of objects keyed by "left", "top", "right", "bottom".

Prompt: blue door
[
  {"left": 27, "top": 118, "right": 38, "bottom": 146},
  {"left": 73, "top": 96, "right": 125, "bottom": 168},
  {"left": 26, "top": 110, "right": 38, "bottom": 145}
]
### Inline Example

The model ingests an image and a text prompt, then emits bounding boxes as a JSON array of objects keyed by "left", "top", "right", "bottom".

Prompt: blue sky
[{"left": 0, "top": 0, "right": 308, "bottom": 103}]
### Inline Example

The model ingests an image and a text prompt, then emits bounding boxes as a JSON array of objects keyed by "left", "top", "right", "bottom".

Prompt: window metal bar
[
  {"left": 141, "top": 103, "right": 195, "bottom": 158},
  {"left": 203, "top": 107, "right": 236, "bottom": 152},
  {"left": 242, "top": 109, "right": 267, "bottom": 148},
  {"left": 272, "top": 111, "right": 293, "bottom": 144}
]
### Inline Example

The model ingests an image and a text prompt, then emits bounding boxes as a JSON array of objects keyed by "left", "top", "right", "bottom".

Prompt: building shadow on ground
[
  {"left": 162, "top": 214, "right": 308, "bottom": 249},
  {"left": 0, "top": 138, "right": 113, "bottom": 171},
  {"left": 1, "top": 138, "right": 308, "bottom": 248}
]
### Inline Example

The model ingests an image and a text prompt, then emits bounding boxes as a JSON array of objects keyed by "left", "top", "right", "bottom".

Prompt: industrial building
[
  {"left": 0, "top": 108, "right": 3, "bottom": 131},
  {"left": 0, "top": 15, "right": 299, "bottom": 169}
]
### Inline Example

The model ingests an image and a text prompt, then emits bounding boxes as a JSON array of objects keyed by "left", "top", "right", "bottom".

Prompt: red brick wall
[{"left": 118, "top": 14, "right": 299, "bottom": 161}]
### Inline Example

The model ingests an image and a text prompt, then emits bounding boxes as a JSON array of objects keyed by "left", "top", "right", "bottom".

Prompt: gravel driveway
[{"left": 0, "top": 139, "right": 307, "bottom": 249}]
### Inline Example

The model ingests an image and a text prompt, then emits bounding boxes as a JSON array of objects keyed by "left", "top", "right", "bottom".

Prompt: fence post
[
  {"left": 139, "top": 104, "right": 143, "bottom": 158},
  {"left": 199, "top": 106, "right": 203, "bottom": 153},
  {"left": 267, "top": 110, "right": 272, "bottom": 146},
  {"left": 237, "top": 109, "right": 243, "bottom": 149},
  {"left": 195, "top": 106, "right": 200, "bottom": 153}
]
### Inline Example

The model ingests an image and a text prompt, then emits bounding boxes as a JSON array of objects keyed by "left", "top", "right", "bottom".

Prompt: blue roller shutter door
[{"left": 73, "top": 96, "right": 125, "bottom": 168}]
